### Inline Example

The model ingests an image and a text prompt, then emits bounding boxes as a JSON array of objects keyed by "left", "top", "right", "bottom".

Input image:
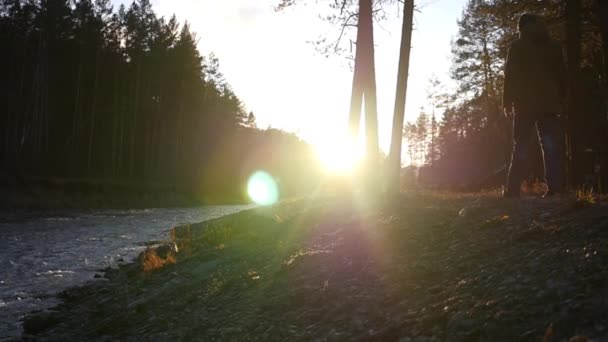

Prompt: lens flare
[{"left": 247, "top": 171, "right": 279, "bottom": 205}]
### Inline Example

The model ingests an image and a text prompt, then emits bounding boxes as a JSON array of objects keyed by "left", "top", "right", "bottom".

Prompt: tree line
[
  {"left": 0, "top": 0, "right": 320, "bottom": 201},
  {"left": 408, "top": 0, "right": 608, "bottom": 190}
]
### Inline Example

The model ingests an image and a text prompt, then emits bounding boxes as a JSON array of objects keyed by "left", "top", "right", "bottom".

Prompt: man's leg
[
  {"left": 537, "top": 116, "right": 563, "bottom": 193},
  {"left": 506, "top": 115, "right": 535, "bottom": 196}
]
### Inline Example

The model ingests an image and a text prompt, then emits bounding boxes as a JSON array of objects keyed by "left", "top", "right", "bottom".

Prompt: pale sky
[{"left": 114, "top": 0, "right": 468, "bottom": 152}]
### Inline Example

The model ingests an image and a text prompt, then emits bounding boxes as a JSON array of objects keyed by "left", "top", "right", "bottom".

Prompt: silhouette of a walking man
[{"left": 503, "top": 14, "right": 566, "bottom": 197}]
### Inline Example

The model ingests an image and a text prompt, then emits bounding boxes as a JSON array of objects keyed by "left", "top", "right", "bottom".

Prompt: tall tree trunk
[
  {"left": 430, "top": 113, "right": 436, "bottom": 165},
  {"left": 348, "top": 62, "right": 364, "bottom": 140},
  {"left": 111, "top": 66, "right": 120, "bottom": 177},
  {"left": 360, "top": 0, "right": 379, "bottom": 162},
  {"left": 600, "top": 1, "right": 608, "bottom": 78},
  {"left": 87, "top": 49, "right": 101, "bottom": 172},
  {"left": 348, "top": 1, "right": 366, "bottom": 142},
  {"left": 566, "top": 0, "right": 582, "bottom": 189},
  {"left": 27, "top": 33, "right": 47, "bottom": 173},
  {"left": 38, "top": 39, "right": 49, "bottom": 171},
  {"left": 348, "top": 0, "right": 379, "bottom": 163},
  {"left": 597, "top": 0, "right": 608, "bottom": 192},
  {"left": 129, "top": 61, "right": 142, "bottom": 178},
  {"left": 111, "top": 63, "right": 125, "bottom": 178},
  {"left": 387, "top": 0, "right": 414, "bottom": 193},
  {"left": 174, "top": 81, "right": 184, "bottom": 180},
  {"left": 12, "top": 36, "right": 29, "bottom": 171},
  {"left": 3, "top": 33, "right": 20, "bottom": 167},
  {"left": 72, "top": 52, "right": 84, "bottom": 170},
  {"left": 153, "top": 85, "right": 165, "bottom": 180}
]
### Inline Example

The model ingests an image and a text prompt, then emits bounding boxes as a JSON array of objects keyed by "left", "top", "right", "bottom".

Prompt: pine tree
[
  {"left": 414, "top": 111, "right": 429, "bottom": 165},
  {"left": 0, "top": 0, "right": 320, "bottom": 199}
]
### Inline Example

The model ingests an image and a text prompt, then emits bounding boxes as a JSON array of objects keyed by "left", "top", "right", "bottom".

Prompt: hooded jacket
[{"left": 503, "top": 16, "right": 566, "bottom": 116}]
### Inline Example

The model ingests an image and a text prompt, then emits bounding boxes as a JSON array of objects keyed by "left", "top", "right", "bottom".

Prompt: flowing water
[{"left": 0, "top": 205, "right": 251, "bottom": 340}]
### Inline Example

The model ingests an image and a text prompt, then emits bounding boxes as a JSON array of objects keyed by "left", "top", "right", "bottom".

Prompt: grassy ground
[{"left": 23, "top": 192, "right": 608, "bottom": 341}]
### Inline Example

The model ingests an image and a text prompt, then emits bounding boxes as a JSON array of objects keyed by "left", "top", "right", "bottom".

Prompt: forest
[
  {"left": 406, "top": 0, "right": 608, "bottom": 191},
  {"left": 3, "top": 0, "right": 608, "bottom": 200},
  {"left": 0, "top": 0, "right": 320, "bottom": 203}
]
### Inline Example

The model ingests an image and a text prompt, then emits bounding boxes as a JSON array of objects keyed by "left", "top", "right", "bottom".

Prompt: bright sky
[{"left": 114, "top": 0, "right": 467, "bottom": 153}]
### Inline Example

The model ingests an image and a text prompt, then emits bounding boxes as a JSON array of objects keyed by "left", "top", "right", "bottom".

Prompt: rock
[
  {"left": 93, "top": 273, "right": 103, "bottom": 278},
  {"left": 458, "top": 208, "right": 468, "bottom": 217}
]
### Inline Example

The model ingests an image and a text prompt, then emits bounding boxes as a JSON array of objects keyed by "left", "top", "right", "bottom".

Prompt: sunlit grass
[
  {"left": 141, "top": 246, "right": 176, "bottom": 272},
  {"left": 573, "top": 187, "right": 597, "bottom": 209}
]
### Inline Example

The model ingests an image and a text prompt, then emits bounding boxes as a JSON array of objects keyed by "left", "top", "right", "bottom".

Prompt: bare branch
[
  {"left": 339, "top": 0, "right": 349, "bottom": 16},
  {"left": 333, "top": 12, "right": 358, "bottom": 53}
]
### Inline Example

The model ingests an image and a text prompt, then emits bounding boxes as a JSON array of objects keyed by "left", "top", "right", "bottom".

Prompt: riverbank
[
  {"left": 23, "top": 192, "right": 608, "bottom": 341},
  {"left": 0, "top": 205, "right": 250, "bottom": 340}
]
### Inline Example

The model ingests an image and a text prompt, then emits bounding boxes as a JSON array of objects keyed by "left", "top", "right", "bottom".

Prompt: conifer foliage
[
  {"left": 417, "top": 0, "right": 607, "bottom": 189},
  {"left": 0, "top": 0, "right": 318, "bottom": 200}
]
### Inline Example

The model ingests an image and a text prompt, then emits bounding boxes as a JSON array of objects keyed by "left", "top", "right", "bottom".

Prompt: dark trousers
[{"left": 506, "top": 114, "right": 563, "bottom": 193}]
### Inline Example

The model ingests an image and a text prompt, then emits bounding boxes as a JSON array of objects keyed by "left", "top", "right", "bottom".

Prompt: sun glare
[{"left": 315, "top": 138, "right": 365, "bottom": 174}]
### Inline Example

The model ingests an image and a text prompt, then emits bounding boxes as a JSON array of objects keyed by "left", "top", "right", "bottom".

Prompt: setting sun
[{"left": 314, "top": 137, "right": 365, "bottom": 174}]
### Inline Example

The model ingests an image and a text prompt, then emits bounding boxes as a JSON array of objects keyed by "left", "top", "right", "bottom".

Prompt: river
[{"left": 0, "top": 205, "right": 251, "bottom": 340}]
